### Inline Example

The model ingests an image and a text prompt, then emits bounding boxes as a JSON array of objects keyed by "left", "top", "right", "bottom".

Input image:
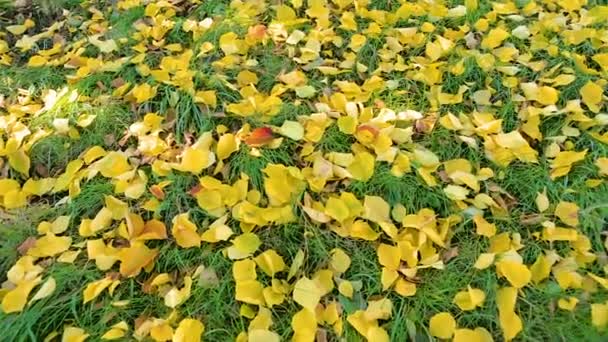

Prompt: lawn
[{"left": 1, "top": 0, "right": 608, "bottom": 341}]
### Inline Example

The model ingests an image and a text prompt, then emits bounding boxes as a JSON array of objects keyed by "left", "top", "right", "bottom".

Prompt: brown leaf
[
  {"left": 315, "top": 328, "right": 328, "bottom": 342},
  {"left": 104, "top": 133, "right": 116, "bottom": 146},
  {"left": 465, "top": 32, "right": 480, "bottom": 49},
  {"left": 17, "top": 237, "right": 37, "bottom": 255},
  {"left": 437, "top": 170, "right": 450, "bottom": 183},
  {"left": 96, "top": 81, "right": 107, "bottom": 91},
  {"left": 189, "top": 184, "right": 202, "bottom": 196},
  {"left": 520, "top": 214, "right": 545, "bottom": 226},
  {"left": 441, "top": 246, "right": 459, "bottom": 263},
  {"left": 414, "top": 113, "right": 437, "bottom": 134},
  {"left": 197, "top": 267, "right": 219, "bottom": 288},
  {"left": 35, "top": 163, "right": 49, "bottom": 177},
  {"left": 118, "top": 131, "right": 131, "bottom": 147},
  {"left": 150, "top": 185, "right": 165, "bottom": 200},
  {"left": 111, "top": 77, "right": 125, "bottom": 88}
]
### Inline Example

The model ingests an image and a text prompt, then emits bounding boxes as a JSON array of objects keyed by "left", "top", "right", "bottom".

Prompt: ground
[{"left": 1, "top": 0, "right": 608, "bottom": 341}]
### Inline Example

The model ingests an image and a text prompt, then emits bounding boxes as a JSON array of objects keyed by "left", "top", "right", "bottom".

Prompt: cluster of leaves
[{"left": 1, "top": 0, "right": 608, "bottom": 341}]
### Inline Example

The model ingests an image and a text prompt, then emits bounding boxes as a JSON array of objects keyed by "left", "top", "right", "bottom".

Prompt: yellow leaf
[
  {"left": 453, "top": 327, "right": 493, "bottom": 342},
  {"left": 377, "top": 244, "right": 401, "bottom": 270},
  {"left": 497, "top": 287, "right": 522, "bottom": 341},
  {"left": 95, "top": 152, "right": 131, "bottom": 178},
  {"left": 473, "top": 214, "right": 497, "bottom": 237},
  {"left": 83, "top": 277, "right": 113, "bottom": 304},
  {"left": 474, "top": 253, "right": 495, "bottom": 269},
  {"left": 365, "top": 298, "right": 393, "bottom": 320},
  {"left": 131, "top": 83, "right": 157, "bottom": 103},
  {"left": 219, "top": 32, "right": 245, "bottom": 55},
  {"left": 151, "top": 323, "right": 173, "bottom": 341},
  {"left": 29, "top": 276, "right": 56, "bottom": 303},
  {"left": 8, "top": 149, "right": 30, "bottom": 175},
  {"left": 200, "top": 215, "right": 233, "bottom": 243},
  {"left": 542, "top": 226, "right": 578, "bottom": 241},
  {"left": 118, "top": 243, "right": 158, "bottom": 278},
  {"left": 171, "top": 213, "right": 201, "bottom": 248},
  {"left": 101, "top": 321, "right": 128, "bottom": 340},
  {"left": 554, "top": 201, "right": 579, "bottom": 227},
  {"left": 173, "top": 318, "right": 204, "bottom": 342},
  {"left": 329, "top": 248, "right": 351, "bottom": 274},
  {"left": 62, "top": 326, "right": 89, "bottom": 342},
  {"left": 235, "top": 280, "right": 265, "bottom": 305},
  {"left": 580, "top": 81, "right": 603, "bottom": 113},
  {"left": 164, "top": 276, "right": 192, "bottom": 308},
  {"left": 279, "top": 121, "right": 304, "bottom": 140},
  {"left": 89, "top": 35, "right": 118, "bottom": 53},
  {"left": 592, "top": 302, "right": 608, "bottom": 329},
  {"left": 293, "top": 277, "right": 322, "bottom": 311},
  {"left": 194, "top": 90, "right": 217, "bottom": 108},
  {"left": 287, "top": 249, "right": 305, "bottom": 280},
  {"left": 596, "top": 157, "right": 608, "bottom": 176},
  {"left": 481, "top": 28, "right": 509, "bottom": 49},
  {"left": 496, "top": 260, "right": 531, "bottom": 288},
  {"left": 550, "top": 150, "right": 587, "bottom": 179},
  {"left": 174, "top": 146, "right": 215, "bottom": 174},
  {"left": 347, "top": 151, "right": 375, "bottom": 181},
  {"left": 453, "top": 286, "right": 486, "bottom": 311},
  {"left": 249, "top": 330, "right": 280, "bottom": 342},
  {"left": 558, "top": 297, "right": 579, "bottom": 311},
  {"left": 363, "top": 195, "right": 390, "bottom": 223},
  {"left": 530, "top": 253, "right": 554, "bottom": 283},
  {"left": 537, "top": 86, "right": 559, "bottom": 105},
  {"left": 292, "top": 308, "right": 317, "bottom": 341},
  {"left": 227, "top": 233, "right": 261, "bottom": 260},
  {"left": 429, "top": 312, "right": 456, "bottom": 339},
  {"left": 254, "top": 250, "right": 286, "bottom": 277},
  {"left": 338, "top": 280, "right": 353, "bottom": 298},
  {"left": 217, "top": 133, "right": 238, "bottom": 160},
  {"left": 28, "top": 233, "right": 72, "bottom": 258},
  {"left": 535, "top": 190, "right": 549, "bottom": 212},
  {"left": 381, "top": 268, "right": 399, "bottom": 290},
  {"left": 262, "top": 164, "right": 305, "bottom": 206},
  {"left": 1, "top": 277, "right": 41, "bottom": 313},
  {"left": 28, "top": 55, "right": 48, "bottom": 67}
]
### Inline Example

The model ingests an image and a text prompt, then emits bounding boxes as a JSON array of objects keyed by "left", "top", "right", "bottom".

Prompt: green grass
[
  {"left": 0, "top": 66, "right": 66, "bottom": 96},
  {"left": 29, "top": 104, "right": 132, "bottom": 176}
]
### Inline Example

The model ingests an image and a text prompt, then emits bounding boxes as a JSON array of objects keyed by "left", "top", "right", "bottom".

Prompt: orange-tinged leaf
[
  {"left": 245, "top": 127, "right": 274, "bottom": 146},
  {"left": 118, "top": 243, "right": 158, "bottom": 278}
]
